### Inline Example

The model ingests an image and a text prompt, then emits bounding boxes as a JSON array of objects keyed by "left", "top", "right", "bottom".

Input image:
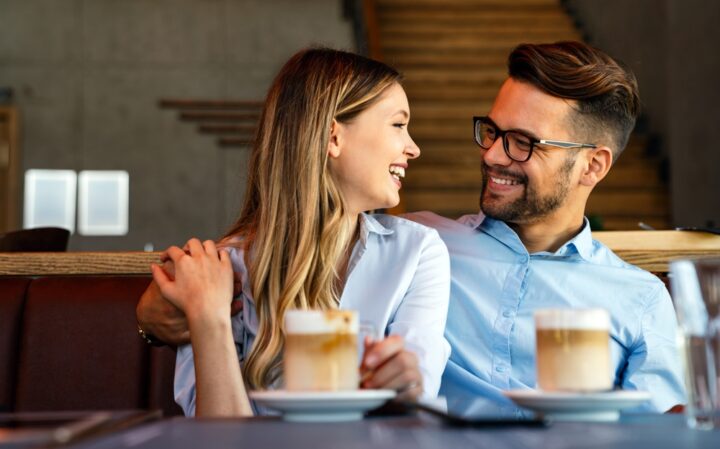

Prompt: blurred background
[{"left": 0, "top": 0, "right": 718, "bottom": 251}]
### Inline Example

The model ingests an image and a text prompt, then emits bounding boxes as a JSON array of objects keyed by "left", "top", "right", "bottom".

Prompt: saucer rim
[
  {"left": 503, "top": 389, "right": 651, "bottom": 401},
  {"left": 249, "top": 389, "right": 396, "bottom": 401}
]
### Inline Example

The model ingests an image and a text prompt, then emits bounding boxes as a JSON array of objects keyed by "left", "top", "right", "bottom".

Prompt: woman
[{"left": 150, "top": 48, "right": 450, "bottom": 416}]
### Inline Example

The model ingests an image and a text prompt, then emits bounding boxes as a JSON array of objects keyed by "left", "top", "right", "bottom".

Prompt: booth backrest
[
  {"left": 0, "top": 275, "right": 181, "bottom": 416},
  {"left": 0, "top": 277, "right": 29, "bottom": 411}
]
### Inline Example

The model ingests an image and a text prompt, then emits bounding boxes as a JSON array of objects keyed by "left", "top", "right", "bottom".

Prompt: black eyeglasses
[{"left": 473, "top": 116, "right": 596, "bottom": 162}]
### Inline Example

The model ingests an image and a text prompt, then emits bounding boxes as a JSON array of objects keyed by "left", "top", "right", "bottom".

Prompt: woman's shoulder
[
  {"left": 368, "top": 213, "right": 441, "bottom": 237},
  {"left": 366, "top": 213, "right": 448, "bottom": 255}
]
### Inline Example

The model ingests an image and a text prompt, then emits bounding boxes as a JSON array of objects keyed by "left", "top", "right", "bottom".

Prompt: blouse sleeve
[{"left": 386, "top": 229, "right": 451, "bottom": 398}]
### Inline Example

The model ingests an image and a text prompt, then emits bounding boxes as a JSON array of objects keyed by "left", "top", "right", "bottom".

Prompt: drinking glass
[{"left": 670, "top": 257, "right": 720, "bottom": 430}]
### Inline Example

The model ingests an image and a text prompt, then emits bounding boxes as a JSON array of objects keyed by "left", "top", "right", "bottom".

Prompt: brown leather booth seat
[{"left": 0, "top": 276, "right": 182, "bottom": 416}]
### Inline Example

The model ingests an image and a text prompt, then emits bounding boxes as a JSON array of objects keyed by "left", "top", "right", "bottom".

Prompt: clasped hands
[{"left": 137, "top": 238, "right": 423, "bottom": 401}]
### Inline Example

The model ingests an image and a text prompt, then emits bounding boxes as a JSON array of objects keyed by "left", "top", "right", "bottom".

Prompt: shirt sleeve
[
  {"left": 386, "top": 229, "right": 451, "bottom": 398},
  {"left": 621, "top": 283, "right": 687, "bottom": 412},
  {"left": 174, "top": 344, "right": 198, "bottom": 416}
]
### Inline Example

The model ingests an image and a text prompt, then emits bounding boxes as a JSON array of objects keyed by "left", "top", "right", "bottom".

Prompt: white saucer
[
  {"left": 249, "top": 390, "right": 396, "bottom": 422},
  {"left": 503, "top": 389, "right": 651, "bottom": 422}
]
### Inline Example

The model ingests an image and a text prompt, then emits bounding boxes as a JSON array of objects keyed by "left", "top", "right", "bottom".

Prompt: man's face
[{"left": 479, "top": 78, "right": 582, "bottom": 224}]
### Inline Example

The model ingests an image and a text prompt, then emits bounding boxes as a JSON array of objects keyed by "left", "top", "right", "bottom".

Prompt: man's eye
[
  {"left": 515, "top": 139, "right": 532, "bottom": 151},
  {"left": 509, "top": 133, "right": 532, "bottom": 151},
  {"left": 484, "top": 127, "right": 496, "bottom": 138}
]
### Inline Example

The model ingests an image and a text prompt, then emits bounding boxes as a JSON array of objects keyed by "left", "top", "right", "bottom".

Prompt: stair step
[
  {"left": 411, "top": 143, "right": 481, "bottom": 165},
  {"left": 403, "top": 167, "right": 483, "bottom": 189},
  {"left": 402, "top": 190, "right": 480, "bottom": 216},
  {"left": 404, "top": 83, "right": 502, "bottom": 101},
  {"left": 381, "top": 28, "right": 580, "bottom": 41},
  {"left": 597, "top": 216, "right": 671, "bottom": 231},
  {"left": 385, "top": 52, "right": 510, "bottom": 69},
  {"left": 601, "top": 164, "right": 663, "bottom": 188},
  {"left": 409, "top": 101, "right": 493, "bottom": 120},
  {"left": 379, "top": 12, "right": 573, "bottom": 29},
  {"left": 401, "top": 68, "right": 507, "bottom": 83},
  {"left": 586, "top": 190, "right": 669, "bottom": 216},
  {"left": 379, "top": 0, "right": 568, "bottom": 12},
  {"left": 383, "top": 35, "right": 569, "bottom": 51}
]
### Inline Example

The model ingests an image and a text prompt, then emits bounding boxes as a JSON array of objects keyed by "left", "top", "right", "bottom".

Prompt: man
[
  {"left": 406, "top": 41, "right": 684, "bottom": 412},
  {"left": 138, "top": 41, "right": 685, "bottom": 413}
]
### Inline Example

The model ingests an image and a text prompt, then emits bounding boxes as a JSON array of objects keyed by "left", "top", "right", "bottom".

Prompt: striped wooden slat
[
  {"left": 0, "top": 252, "right": 160, "bottom": 276},
  {"left": 2, "top": 230, "right": 717, "bottom": 276}
]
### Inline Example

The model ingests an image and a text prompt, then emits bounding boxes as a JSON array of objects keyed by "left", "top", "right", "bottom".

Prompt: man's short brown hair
[{"left": 508, "top": 41, "right": 640, "bottom": 158}]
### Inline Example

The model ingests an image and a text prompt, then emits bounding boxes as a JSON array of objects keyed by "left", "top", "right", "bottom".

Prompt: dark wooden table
[{"left": 68, "top": 413, "right": 719, "bottom": 449}]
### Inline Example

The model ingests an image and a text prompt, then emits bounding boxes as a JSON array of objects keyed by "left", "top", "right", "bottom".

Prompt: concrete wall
[
  {"left": 0, "top": 0, "right": 354, "bottom": 250},
  {"left": 565, "top": 0, "right": 720, "bottom": 228}
]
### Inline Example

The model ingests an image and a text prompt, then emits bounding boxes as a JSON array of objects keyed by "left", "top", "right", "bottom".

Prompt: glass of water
[{"left": 670, "top": 257, "right": 720, "bottom": 430}]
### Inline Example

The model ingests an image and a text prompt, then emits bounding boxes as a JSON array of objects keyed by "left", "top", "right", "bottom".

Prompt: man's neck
[{"left": 508, "top": 212, "right": 586, "bottom": 254}]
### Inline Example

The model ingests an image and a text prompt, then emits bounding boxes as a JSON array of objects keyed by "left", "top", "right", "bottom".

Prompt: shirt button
[
  {"left": 502, "top": 310, "right": 512, "bottom": 318},
  {"left": 495, "top": 366, "right": 506, "bottom": 373}
]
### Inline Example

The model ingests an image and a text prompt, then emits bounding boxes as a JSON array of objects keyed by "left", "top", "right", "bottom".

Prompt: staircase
[{"left": 372, "top": 0, "right": 670, "bottom": 230}]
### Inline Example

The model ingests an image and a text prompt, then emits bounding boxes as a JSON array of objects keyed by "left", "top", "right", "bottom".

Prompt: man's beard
[{"left": 479, "top": 156, "right": 575, "bottom": 223}]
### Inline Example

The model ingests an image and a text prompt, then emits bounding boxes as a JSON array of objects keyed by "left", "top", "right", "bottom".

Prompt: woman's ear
[
  {"left": 579, "top": 145, "right": 613, "bottom": 187},
  {"left": 327, "top": 119, "right": 342, "bottom": 159}
]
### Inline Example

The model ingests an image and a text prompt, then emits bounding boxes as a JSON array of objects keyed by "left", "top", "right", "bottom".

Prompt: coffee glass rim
[
  {"left": 284, "top": 309, "right": 359, "bottom": 335},
  {"left": 534, "top": 308, "right": 610, "bottom": 330}
]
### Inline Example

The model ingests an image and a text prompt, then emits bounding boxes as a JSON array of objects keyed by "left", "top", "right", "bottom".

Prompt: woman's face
[{"left": 328, "top": 83, "right": 420, "bottom": 215}]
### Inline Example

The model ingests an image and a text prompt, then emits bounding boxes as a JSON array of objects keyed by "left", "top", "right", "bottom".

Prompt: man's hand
[
  {"left": 137, "top": 261, "right": 191, "bottom": 346},
  {"left": 360, "top": 335, "right": 423, "bottom": 402}
]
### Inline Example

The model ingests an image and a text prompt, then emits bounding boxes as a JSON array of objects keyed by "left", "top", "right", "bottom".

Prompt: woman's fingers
[
  {"left": 395, "top": 381, "right": 423, "bottom": 402},
  {"left": 361, "top": 334, "right": 403, "bottom": 370},
  {"left": 151, "top": 263, "right": 175, "bottom": 296},
  {"left": 165, "top": 246, "right": 187, "bottom": 264},
  {"left": 186, "top": 238, "right": 205, "bottom": 257},
  {"left": 363, "top": 350, "right": 419, "bottom": 388},
  {"left": 360, "top": 335, "right": 423, "bottom": 399},
  {"left": 202, "top": 239, "right": 219, "bottom": 258}
]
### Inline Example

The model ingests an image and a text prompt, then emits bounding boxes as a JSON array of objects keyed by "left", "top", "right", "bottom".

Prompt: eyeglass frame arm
[{"left": 537, "top": 139, "right": 597, "bottom": 149}]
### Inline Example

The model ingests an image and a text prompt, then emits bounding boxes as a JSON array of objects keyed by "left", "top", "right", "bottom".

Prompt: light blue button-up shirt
[
  {"left": 175, "top": 213, "right": 451, "bottom": 415},
  {"left": 406, "top": 211, "right": 686, "bottom": 413}
]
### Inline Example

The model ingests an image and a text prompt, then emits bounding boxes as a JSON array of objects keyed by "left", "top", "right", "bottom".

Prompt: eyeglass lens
[{"left": 475, "top": 120, "right": 533, "bottom": 162}]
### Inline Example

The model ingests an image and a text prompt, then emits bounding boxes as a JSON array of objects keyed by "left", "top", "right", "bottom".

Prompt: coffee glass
[
  {"left": 534, "top": 308, "right": 612, "bottom": 392},
  {"left": 670, "top": 258, "right": 720, "bottom": 430},
  {"left": 283, "top": 310, "right": 359, "bottom": 391}
]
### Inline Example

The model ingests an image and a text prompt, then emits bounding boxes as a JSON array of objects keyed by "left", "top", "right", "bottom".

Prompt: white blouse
[{"left": 174, "top": 213, "right": 451, "bottom": 415}]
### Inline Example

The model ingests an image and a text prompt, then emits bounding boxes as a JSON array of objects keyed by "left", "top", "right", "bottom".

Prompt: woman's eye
[{"left": 394, "top": 123, "right": 407, "bottom": 129}]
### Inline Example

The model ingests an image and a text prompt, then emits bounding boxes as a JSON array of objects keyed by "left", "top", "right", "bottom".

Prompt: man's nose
[{"left": 482, "top": 137, "right": 512, "bottom": 166}]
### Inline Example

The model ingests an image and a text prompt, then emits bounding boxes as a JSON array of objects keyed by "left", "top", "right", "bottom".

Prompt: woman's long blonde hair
[{"left": 223, "top": 48, "right": 401, "bottom": 389}]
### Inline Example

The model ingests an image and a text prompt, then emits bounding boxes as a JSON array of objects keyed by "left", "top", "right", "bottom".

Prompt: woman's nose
[{"left": 405, "top": 136, "right": 420, "bottom": 159}]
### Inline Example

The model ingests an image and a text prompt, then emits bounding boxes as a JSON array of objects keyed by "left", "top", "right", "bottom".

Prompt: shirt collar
[
  {"left": 558, "top": 217, "right": 593, "bottom": 260},
  {"left": 478, "top": 215, "right": 594, "bottom": 260},
  {"left": 359, "top": 212, "right": 394, "bottom": 245}
]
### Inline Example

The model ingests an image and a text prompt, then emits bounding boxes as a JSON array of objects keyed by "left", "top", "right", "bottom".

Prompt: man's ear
[
  {"left": 327, "top": 119, "right": 342, "bottom": 159},
  {"left": 579, "top": 145, "right": 613, "bottom": 187}
]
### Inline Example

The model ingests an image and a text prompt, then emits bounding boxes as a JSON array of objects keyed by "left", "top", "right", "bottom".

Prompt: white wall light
[
  {"left": 23, "top": 169, "right": 77, "bottom": 233},
  {"left": 78, "top": 170, "right": 129, "bottom": 236}
]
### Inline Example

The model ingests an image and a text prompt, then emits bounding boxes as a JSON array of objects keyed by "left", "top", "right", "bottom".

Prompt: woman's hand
[
  {"left": 360, "top": 335, "right": 423, "bottom": 401},
  {"left": 151, "top": 238, "right": 234, "bottom": 329}
]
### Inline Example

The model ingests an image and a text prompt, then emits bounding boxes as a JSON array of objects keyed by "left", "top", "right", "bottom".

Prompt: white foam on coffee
[
  {"left": 534, "top": 308, "right": 609, "bottom": 330},
  {"left": 284, "top": 310, "right": 358, "bottom": 334}
]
